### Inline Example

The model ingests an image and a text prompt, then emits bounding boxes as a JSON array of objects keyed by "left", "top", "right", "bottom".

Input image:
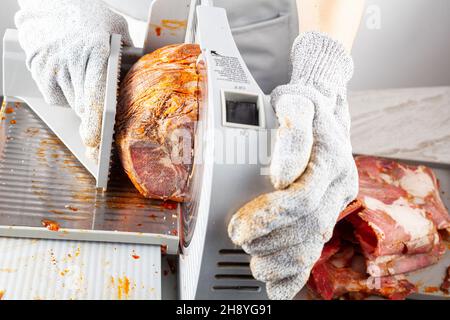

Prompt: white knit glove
[
  {"left": 228, "top": 32, "right": 359, "bottom": 300},
  {"left": 15, "top": 0, "right": 132, "bottom": 149}
]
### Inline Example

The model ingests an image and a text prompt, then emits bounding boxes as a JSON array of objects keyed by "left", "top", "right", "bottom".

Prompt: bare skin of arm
[{"left": 296, "top": 0, "right": 365, "bottom": 52}]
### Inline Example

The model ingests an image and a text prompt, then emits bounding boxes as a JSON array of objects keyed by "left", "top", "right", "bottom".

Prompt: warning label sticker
[{"left": 212, "top": 54, "right": 249, "bottom": 84}]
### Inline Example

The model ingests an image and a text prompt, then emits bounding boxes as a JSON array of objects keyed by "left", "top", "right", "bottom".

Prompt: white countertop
[{"left": 349, "top": 86, "right": 450, "bottom": 165}]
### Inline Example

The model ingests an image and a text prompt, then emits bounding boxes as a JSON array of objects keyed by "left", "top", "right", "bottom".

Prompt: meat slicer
[
  {"left": 2, "top": 0, "right": 274, "bottom": 299},
  {"left": 3, "top": 0, "right": 449, "bottom": 301}
]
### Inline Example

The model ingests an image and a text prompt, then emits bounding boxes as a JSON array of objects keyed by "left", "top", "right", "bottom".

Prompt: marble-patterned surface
[{"left": 349, "top": 86, "right": 450, "bottom": 165}]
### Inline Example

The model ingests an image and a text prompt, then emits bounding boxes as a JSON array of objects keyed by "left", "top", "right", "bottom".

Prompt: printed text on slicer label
[{"left": 213, "top": 55, "right": 250, "bottom": 84}]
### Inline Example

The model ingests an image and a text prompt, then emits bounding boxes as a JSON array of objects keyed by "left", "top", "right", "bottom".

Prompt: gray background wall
[
  {"left": 1, "top": 0, "right": 449, "bottom": 95},
  {"left": 351, "top": 0, "right": 450, "bottom": 90}
]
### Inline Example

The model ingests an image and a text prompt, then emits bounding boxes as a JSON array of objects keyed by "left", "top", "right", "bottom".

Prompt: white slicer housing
[{"left": 178, "top": 2, "right": 276, "bottom": 299}]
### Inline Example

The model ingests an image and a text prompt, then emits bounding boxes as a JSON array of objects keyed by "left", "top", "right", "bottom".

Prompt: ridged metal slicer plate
[{"left": 0, "top": 101, "right": 179, "bottom": 254}]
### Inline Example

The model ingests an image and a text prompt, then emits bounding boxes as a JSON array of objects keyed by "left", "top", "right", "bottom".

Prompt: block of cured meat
[
  {"left": 116, "top": 44, "right": 201, "bottom": 201},
  {"left": 308, "top": 156, "right": 449, "bottom": 300}
]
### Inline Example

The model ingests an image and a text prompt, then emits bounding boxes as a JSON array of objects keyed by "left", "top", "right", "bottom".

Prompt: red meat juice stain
[{"left": 162, "top": 201, "right": 178, "bottom": 210}]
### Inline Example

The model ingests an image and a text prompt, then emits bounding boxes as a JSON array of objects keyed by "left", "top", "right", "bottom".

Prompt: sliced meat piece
[
  {"left": 116, "top": 44, "right": 201, "bottom": 201},
  {"left": 440, "top": 266, "right": 450, "bottom": 294},
  {"left": 347, "top": 201, "right": 438, "bottom": 257},
  {"left": 338, "top": 199, "right": 364, "bottom": 221},
  {"left": 419, "top": 166, "right": 450, "bottom": 232},
  {"left": 356, "top": 156, "right": 409, "bottom": 205},
  {"left": 315, "top": 235, "right": 341, "bottom": 265},
  {"left": 350, "top": 156, "right": 448, "bottom": 257},
  {"left": 308, "top": 230, "right": 419, "bottom": 300},
  {"left": 308, "top": 254, "right": 417, "bottom": 300},
  {"left": 355, "top": 156, "right": 450, "bottom": 233},
  {"left": 366, "top": 236, "right": 445, "bottom": 277}
]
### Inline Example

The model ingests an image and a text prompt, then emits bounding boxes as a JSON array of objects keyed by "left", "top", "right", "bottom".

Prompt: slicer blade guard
[{"left": 2, "top": 29, "right": 122, "bottom": 190}]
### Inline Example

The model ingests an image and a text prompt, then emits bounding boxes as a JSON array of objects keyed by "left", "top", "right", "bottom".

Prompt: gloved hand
[
  {"left": 228, "top": 32, "right": 359, "bottom": 300},
  {"left": 15, "top": 0, "right": 132, "bottom": 150}
]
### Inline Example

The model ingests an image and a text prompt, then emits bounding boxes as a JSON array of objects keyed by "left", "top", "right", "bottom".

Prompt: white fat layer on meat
[
  {"left": 367, "top": 221, "right": 385, "bottom": 239},
  {"left": 379, "top": 173, "right": 393, "bottom": 185},
  {"left": 159, "top": 156, "right": 173, "bottom": 167},
  {"left": 399, "top": 167, "right": 434, "bottom": 198},
  {"left": 367, "top": 234, "right": 440, "bottom": 277},
  {"left": 368, "top": 254, "right": 410, "bottom": 277},
  {"left": 371, "top": 254, "right": 397, "bottom": 264},
  {"left": 367, "top": 263, "right": 385, "bottom": 277},
  {"left": 364, "top": 196, "right": 433, "bottom": 241},
  {"left": 432, "top": 233, "right": 439, "bottom": 245}
]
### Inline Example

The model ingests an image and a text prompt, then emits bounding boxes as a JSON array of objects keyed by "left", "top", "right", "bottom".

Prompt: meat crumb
[
  {"left": 5, "top": 107, "right": 14, "bottom": 114},
  {"left": 423, "top": 286, "right": 439, "bottom": 293},
  {"left": 440, "top": 266, "right": 450, "bottom": 294},
  {"left": 65, "top": 205, "right": 79, "bottom": 212},
  {"left": 131, "top": 250, "right": 140, "bottom": 260},
  {"left": 41, "top": 219, "right": 60, "bottom": 231}
]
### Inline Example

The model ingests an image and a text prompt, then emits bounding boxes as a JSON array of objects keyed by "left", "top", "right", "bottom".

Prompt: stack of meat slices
[{"left": 307, "top": 156, "right": 449, "bottom": 300}]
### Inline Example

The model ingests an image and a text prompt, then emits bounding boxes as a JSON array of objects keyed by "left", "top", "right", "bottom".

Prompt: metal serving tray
[{"left": 0, "top": 101, "right": 179, "bottom": 254}]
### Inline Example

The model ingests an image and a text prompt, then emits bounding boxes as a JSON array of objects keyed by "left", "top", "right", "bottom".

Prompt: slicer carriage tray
[{"left": 0, "top": 101, "right": 179, "bottom": 254}]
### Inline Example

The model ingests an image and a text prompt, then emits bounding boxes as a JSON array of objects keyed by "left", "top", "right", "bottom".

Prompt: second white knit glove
[
  {"left": 15, "top": 0, "right": 132, "bottom": 149},
  {"left": 228, "top": 32, "right": 359, "bottom": 300}
]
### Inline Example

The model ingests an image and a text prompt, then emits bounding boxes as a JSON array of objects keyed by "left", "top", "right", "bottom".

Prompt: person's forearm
[{"left": 296, "top": 0, "right": 365, "bottom": 52}]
